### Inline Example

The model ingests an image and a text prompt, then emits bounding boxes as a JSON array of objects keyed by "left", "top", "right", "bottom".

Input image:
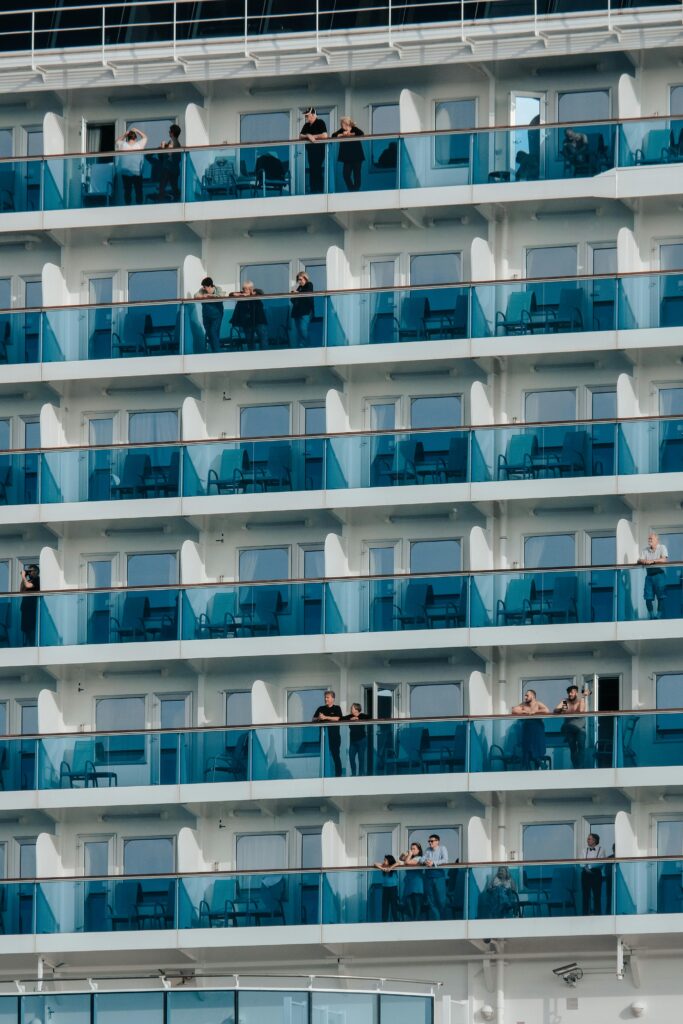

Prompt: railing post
[
  {"left": 101, "top": 4, "right": 106, "bottom": 67},
  {"left": 172, "top": 0, "right": 177, "bottom": 62},
  {"left": 388, "top": 0, "right": 392, "bottom": 48},
  {"left": 244, "top": 0, "right": 249, "bottom": 58},
  {"left": 315, "top": 0, "right": 320, "bottom": 54},
  {"left": 30, "top": 10, "right": 36, "bottom": 72}
]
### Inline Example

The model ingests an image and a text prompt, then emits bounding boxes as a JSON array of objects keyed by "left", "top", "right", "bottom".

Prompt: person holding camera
[
  {"left": 20, "top": 563, "right": 40, "bottom": 646},
  {"left": 554, "top": 684, "right": 589, "bottom": 769}
]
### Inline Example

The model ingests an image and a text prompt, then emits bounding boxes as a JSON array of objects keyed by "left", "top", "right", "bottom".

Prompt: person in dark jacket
[
  {"left": 331, "top": 116, "right": 365, "bottom": 191},
  {"left": 20, "top": 563, "right": 40, "bottom": 646},
  {"left": 228, "top": 280, "right": 268, "bottom": 348},
  {"left": 157, "top": 123, "right": 182, "bottom": 201},
  {"left": 289, "top": 271, "right": 315, "bottom": 346},
  {"left": 299, "top": 108, "right": 328, "bottom": 194}
]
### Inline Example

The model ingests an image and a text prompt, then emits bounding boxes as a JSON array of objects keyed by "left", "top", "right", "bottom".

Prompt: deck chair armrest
[{"left": 198, "top": 898, "right": 210, "bottom": 924}]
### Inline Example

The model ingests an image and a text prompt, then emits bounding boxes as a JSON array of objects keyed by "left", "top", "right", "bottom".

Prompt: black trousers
[
  {"left": 328, "top": 737, "right": 342, "bottom": 776},
  {"left": 381, "top": 886, "right": 399, "bottom": 922},
  {"left": 342, "top": 161, "right": 362, "bottom": 191},
  {"left": 307, "top": 155, "right": 325, "bottom": 193},
  {"left": 122, "top": 173, "right": 143, "bottom": 204},
  {"left": 582, "top": 868, "right": 602, "bottom": 914}
]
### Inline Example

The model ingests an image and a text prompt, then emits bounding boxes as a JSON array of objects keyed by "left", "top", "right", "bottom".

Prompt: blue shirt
[{"left": 421, "top": 844, "right": 449, "bottom": 867}]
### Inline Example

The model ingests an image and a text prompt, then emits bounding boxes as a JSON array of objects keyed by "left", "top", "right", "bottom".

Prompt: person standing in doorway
[
  {"left": 637, "top": 530, "right": 668, "bottom": 619},
  {"left": 554, "top": 684, "right": 588, "bottom": 769},
  {"left": 20, "top": 563, "right": 40, "bottom": 646},
  {"left": 289, "top": 271, "right": 315, "bottom": 347},
  {"left": 157, "top": 123, "right": 182, "bottom": 202},
  {"left": 115, "top": 126, "right": 148, "bottom": 204},
  {"left": 581, "top": 832, "right": 606, "bottom": 915},
  {"left": 342, "top": 702, "right": 370, "bottom": 776},
  {"left": 300, "top": 108, "right": 328, "bottom": 194}
]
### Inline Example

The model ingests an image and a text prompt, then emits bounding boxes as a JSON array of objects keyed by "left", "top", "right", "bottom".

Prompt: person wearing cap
[
  {"left": 299, "top": 108, "right": 328, "bottom": 194},
  {"left": 194, "top": 276, "right": 226, "bottom": 351},
  {"left": 115, "top": 126, "right": 148, "bottom": 204}
]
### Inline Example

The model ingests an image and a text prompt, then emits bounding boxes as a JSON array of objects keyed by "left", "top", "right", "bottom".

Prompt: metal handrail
[
  {"left": 7, "top": 704, "right": 683, "bottom": 743},
  {"left": 0, "top": 108, "right": 682, "bottom": 164},
  {"left": 0, "top": 411, "right": 680, "bottom": 456},
  {"left": 2, "top": 265, "right": 682, "bottom": 315},
  {"left": 2, "top": 560, "right": 682, "bottom": 598}
]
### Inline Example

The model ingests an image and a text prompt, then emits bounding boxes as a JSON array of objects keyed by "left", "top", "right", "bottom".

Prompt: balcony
[
  {"left": 3, "top": 416, "right": 677, "bottom": 510},
  {"left": 1, "top": 115, "right": 682, "bottom": 218},
  {"left": 2, "top": 710, "right": 680, "bottom": 793},
  {"left": 2, "top": 270, "right": 683, "bottom": 369},
  {"left": 1, "top": 564, "right": 681, "bottom": 652},
  {"left": 0, "top": 984, "right": 433, "bottom": 1024},
  {"left": 0, "top": 858, "right": 679, "bottom": 936}
]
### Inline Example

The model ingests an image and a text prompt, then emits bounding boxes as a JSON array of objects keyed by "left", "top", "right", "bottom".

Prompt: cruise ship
[{"left": 0, "top": 0, "right": 682, "bottom": 1021}]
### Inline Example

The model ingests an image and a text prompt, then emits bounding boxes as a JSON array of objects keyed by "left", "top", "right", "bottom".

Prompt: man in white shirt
[
  {"left": 637, "top": 530, "right": 668, "bottom": 619},
  {"left": 581, "top": 832, "right": 606, "bottom": 915},
  {"left": 115, "top": 127, "right": 148, "bottom": 205}
]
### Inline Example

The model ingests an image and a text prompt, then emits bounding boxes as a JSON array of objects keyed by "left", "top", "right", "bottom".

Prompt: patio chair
[
  {"left": 633, "top": 129, "right": 673, "bottom": 165},
  {"left": 199, "top": 878, "right": 238, "bottom": 927},
  {"left": 496, "top": 578, "right": 536, "bottom": 625},
  {"left": 110, "top": 451, "right": 152, "bottom": 499},
  {"left": 207, "top": 448, "right": 250, "bottom": 494},
  {"left": 495, "top": 291, "right": 536, "bottom": 335},
  {"left": 394, "top": 582, "right": 433, "bottom": 629},
  {"left": 82, "top": 162, "right": 114, "bottom": 206},
  {"left": 204, "top": 731, "right": 250, "bottom": 782},
  {"left": 195, "top": 591, "right": 241, "bottom": 639},
  {"left": 437, "top": 435, "right": 469, "bottom": 483},
  {"left": 497, "top": 434, "right": 538, "bottom": 480}
]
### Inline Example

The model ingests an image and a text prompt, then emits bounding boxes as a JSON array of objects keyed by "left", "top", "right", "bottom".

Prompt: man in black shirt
[
  {"left": 342, "top": 702, "right": 370, "bottom": 776},
  {"left": 300, "top": 108, "right": 328, "bottom": 194},
  {"left": 312, "top": 689, "right": 342, "bottom": 776}
]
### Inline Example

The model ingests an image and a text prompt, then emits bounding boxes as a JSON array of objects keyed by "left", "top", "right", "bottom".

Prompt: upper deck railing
[
  {"left": 0, "top": 1, "right": 678, "bottom": 60},
  {"left": 1, "top": 115, "right": 682, "bottom": 215}
]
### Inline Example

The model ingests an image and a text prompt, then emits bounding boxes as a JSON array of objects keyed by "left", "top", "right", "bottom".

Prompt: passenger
[
  {"left": 376, "top": 139, "right": 397, "bottom": 170},
  {"left": 312, "top": 689, "right": 343, "bottom": 777},
  {"left": 289, "top": 271, "right": 315, "bottom": 347},
  {"left": 331, "top": 116, "right": 366, "bottom": 191},
  {"left": 157, "top": 123, "right": 182, "bottom": 202},
  {"left": 637, "top": 530, "right": 668, "bottom": 619},
  {"left": 483, "top": 866, "right": 518, "bottom": 918},
  {"left": 228, "top": 280, "right": 268, "bottom": 348},
  {"left": 374, "top": 854, "right": 400, "bottom": 922},
  {"left": 511, "top": 689, "right": 550, "bottom": 770},
  {"left": 300, "top": 107, "right": 328, "bottom": 194},
  {"left": 399, "top": 843, "right": 425, "bottom": 920},
  {"left": 581, "top": 832, "right": 606, "bottom": 915},
  {"left": 341, "top": 701, "right": 370, "bottom": 776},
  {"left": 20, "top": 563, "right": 40, "bottom": 647},
  {"left": 561, "top": 127, "right": 590, "bottom": 174},
  {"left": 420, "top": 833, "right": 449, "bottom": 920},
  {"left": 554, "top": 684, "right": 588, "bottom": 769},
  {"left": 115, "top": 126, "right": 148, "bottom": 205},
  {"left": 194, "top": 276, "right": 226, "bottom": 351}
]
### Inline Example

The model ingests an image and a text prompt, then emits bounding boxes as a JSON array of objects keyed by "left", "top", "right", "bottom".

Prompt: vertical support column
[
  {"left": 38, "top": 689, "right": 64, "bottom": 733},
  {"left": 326, "top": 388, "right": 349, "bottom": 433},
  {"left": 180, "top": 539, "right": 204, "bottom": 584},
  {"left": 42, "top": 112, "right": 65, "bottom": 156},
  {"left": 182, "top": 396, "right": 208, "bottom": 440},
  {"left": 40, "top": 545, "right": 64, "bottom": 589},
  {"left": 40, "top": 403, "right": 66, "bottom": 448},
  {"left": 252, "top": 678, "right": 280, "bottom": 723},
  {"left": 184, "top": 103, "right": 209, "bottom": 147},
  {"left": 178, "top": 826, "right": 210, "bottom": 872}
]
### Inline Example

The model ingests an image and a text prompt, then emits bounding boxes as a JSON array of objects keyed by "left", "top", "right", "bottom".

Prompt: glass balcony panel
[
  {"left": 0, "top": 998, "right": 16, "bottom": 1022},
  {"left": 167, "top": 990, "right": 235, "bottom": 1024},
  {"left": 0, "top": 159, "right": 41, "bottom": 213},
  {"left": 237, "top": 991, "right": 308, "bottom": 1024},
  {"left": 617, "top": 712, "right": 683, "bottom": 768},
  {"left": 381, "top": 994, "right": 433, "bottom": 1024},
  {"left": 470, "top": 715, "right": 603, "bottom": 773},
  {"left": 323, "top": 867, "right": 465, "bottom": 923},
  {"left": 183, "top": 438, "right": 307, "bottom": 497},
  {"left": 38, "top": 588, "right": 180, "bottom": 647},
  {"left": 41, "top": 445, "right": 181, "bottom": 503},
  {"left": 179, "top": 873, "right": 310, "bottom": 929},
  {"left": 93, "top": 991, "right": 164, "bottom": 1024},
  {"left": 469, "top": 863, "right": 591, "bottom": 918},
  {"left": 311, "top": 993, "right": 377, "bottom": 1024},
  {"left": 23, "top": 994, "right": 90, "bottom": 1024},
  {"left": 252, "top": 724, "right": 322, "bottom": 782},
  {"left": 0, "top": 453, "right": 42, "bottom": 504},
  {"left": 618, "top": 118, "right": 681, "bottom": 167},
  {"left": 0, "top": 882, "right": 35, "bottom": 934}
]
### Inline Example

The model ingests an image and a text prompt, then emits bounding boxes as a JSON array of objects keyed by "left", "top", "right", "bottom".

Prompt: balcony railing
[
  {"left": 2, "top": 269, "right": 683, "bottom": 367},
  {"left": 4, "top": 415, "right": 679, "bottom": 507},
  {"left": 0, "top": 985, "right": 433, "bottom": 1024},
  {"left": 1, "top": 114, "right": 683, "bottom": 215},
  {"left": 1, "top": 1, "right": 677, "bottom": 57},
  {"left": 3, "top": 564, "right": 682, "bottom": 649},
  {"left": 1, "top": 709, "right": 678, "bottom": 792},
  {"left": 0, "top": 857, "right": 680, "bottom": 934}
]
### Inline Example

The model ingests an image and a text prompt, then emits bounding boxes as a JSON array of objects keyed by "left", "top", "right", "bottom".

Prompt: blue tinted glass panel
[
  {"left": 123, "top": 837, "right": 174, "bottom": 874},
  {"left": 369, "top": 546, "right": 395, "bottom": 576},
  {"left": 409, "top": 682, "right": 462, "bottom": 717},
  {"left": 672, "top": 86, "right": 683, "bottom": 116},
  {"left": 240, "top": 262, "right": 289, "bottom": 295},
  {"left": 592, "top": 390, "right": 616, "bottom": 418},
  {"left": 21, "top": 703, "right": 38, "bottom": 734},
  {"left": 523, "top": 822, "right": 574, "bottom": 860},
  {"left": 558, "top": 91, "right": 609, "bottom": 122},
  {"left": 656, "top": 673, "right": 683, "bottom": 709},
  {"left": 0, "top": 420, "right": 8, "bottom": 450},
  {"left": 238, "top": 991, "right": 307, "bottom": 1024},
  {"left": 23, "top": 994, "right": 90, "bottom": 1024},
  {"left": 409, "top": 539, "right": 461, "bottom": 574},
  {"left": 303, "top": 548, "right": 324, "bottom": 578},
  {"left": 591, "top": 535, "right": 616, "bottom": 566},
  {"left": 0, "top": 999, "right": 16, "bottom": 1023},
  {"left": 304, "top": 406, "right": 326, "bottom": 434},
  {"left": 235, "top": 832, "right": 287, "bottom": 871},
  {"left": 19, "top": 841, "right": 36, "bottom": 878},
  {"left": 127, "top": 552, "right": 178, "bottom": 586},
  {"left": 0, "top": 280, "right": 10, "bottom": 309},
  {"left": 524, "top": 389, "right": 576, "bottom": 422},
  {"left": 661, "top": 244, "right": 683, "bottom": 271},
  {"left": 312, "top": 993, "right": 377, "bottom": 1024},
  {"left": 167, "top": 990, "right": 235, "bottom": 1024},
  {"left": 657, "top": 820, "right": 683, "bottom": 856},
  {"left": 524, "top": 534, "right": 575, "bottom": 568},
  {"left": 381, "top": 995, "right": 432, "bottom": 1024},
  {"left": 94, "top": 992, "right": 164, "bottom": 1024},
  {"left": 410, "top": 252, "right": 462, "bottom": 285},
  {"left": 659, "top": 388, "right": 683, "bottom": 416},
  {"left": 95, "top": 696, "right": 145, "bottom": 731},
  {"left": 526, "top": 246, "right": 577, "bottom": 280},
  {"left": 410, "top": 395, "right": 462, "bottom": 428},
  {"left": 240, "top": 112, "right": 289, "bottom": 143},
  {"left": 238, "top": 546, "right": 288, "bottom": 581},
  {"left": 0, "top": 562, "right": 8, "bottom": 594},
  {"left": 287, "top": 688, "right": 325, "bottom": 722},
  {"left": 240, "top": 405, "right": 290, "bottom": 438},
  {"left": 226, "top": 690, "right": 252, "bottom": 725},
  {"left": 128, "top": 270, "right": 177, "bottom": 303},
  {"left": 0, "top": 131, "right": 11, "bottom": 159}
]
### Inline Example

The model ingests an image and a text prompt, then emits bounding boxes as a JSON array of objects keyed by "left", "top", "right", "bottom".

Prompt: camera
[{"left": 552, "top": 963, "right": 583, "bottom": 986}]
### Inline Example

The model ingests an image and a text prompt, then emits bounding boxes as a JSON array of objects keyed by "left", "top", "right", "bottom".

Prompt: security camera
[{"left": 552, "top": 963, "right": 584, "bottom": 986}]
